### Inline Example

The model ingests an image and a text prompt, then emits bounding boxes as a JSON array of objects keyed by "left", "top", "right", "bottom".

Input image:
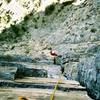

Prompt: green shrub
[
  {"left": 90, "top": 28, "right": 97, "bottom": 33},
  {"left": 45, "top": 4, "right": 55, "bottom": 15},
  {"left": 6, "top": 0, "right": 11, "bottom": 3}
]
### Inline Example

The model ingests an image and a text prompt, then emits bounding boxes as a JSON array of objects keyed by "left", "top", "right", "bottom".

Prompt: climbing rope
[
  {"left": 18, "top": 50, "right": 63, "bottom": 100},
  {"left": 50, "top": 78, "right": 61, "bottom": 100},
  {"left": 50, "top": 72, "right": 64, "bottom": 100}
]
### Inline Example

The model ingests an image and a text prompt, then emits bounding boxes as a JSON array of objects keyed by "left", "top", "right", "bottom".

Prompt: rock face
[
  {"left": 0, "top": 0, "right": 100, "bottom": 99},
  {"left": 0, "top": 54, "right": 63, "bottom": 80},
  {"left": 78, "top": 51, "right": 100, "bottom": 100},
  {"left": 0, "top": 0, "right": 74, "bottom": 33},
  {"left": 0, "top": 79, "right": 92, "bottom": 100}
]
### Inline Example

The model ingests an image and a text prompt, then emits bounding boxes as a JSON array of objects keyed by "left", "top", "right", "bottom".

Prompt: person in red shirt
[
  {"left": 50, "top": 50, "right": 57, "bottom": 56},
  {"left": 50, "top": 50, "right": 64, "bottom": 74}
]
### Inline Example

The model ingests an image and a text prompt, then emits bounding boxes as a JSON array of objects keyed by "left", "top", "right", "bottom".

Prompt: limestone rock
[
  {"left": 0, "top": 0, "right": 99, "bottom": 99},
  {"left": 77, "top": 52, "right": 100, "bottom": 100},
  {"left": 0, "top": 67, "right": 17, "bottom": 80}
]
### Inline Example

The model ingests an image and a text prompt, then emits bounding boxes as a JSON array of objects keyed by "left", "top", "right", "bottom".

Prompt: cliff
[{"left": 0, "top": 0, "right": 100, "bottom": 99}]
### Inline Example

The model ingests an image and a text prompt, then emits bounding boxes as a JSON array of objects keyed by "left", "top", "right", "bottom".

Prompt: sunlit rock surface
[{"left": 0, "top": 0, "right": 75, "bottom": 33}]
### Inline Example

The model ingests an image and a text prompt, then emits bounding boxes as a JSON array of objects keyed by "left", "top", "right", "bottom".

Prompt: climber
[{"left": 50, "top": 50, "right": 64, "bottom": 74}]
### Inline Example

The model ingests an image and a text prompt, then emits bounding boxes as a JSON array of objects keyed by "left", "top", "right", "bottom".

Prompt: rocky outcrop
[
  {"left": 0, "top": 78, "right": 91, "bottom": 100},
  {"left": 0, "top": 54, "right": 92, "bottom": 100},
  {"left": 77, "top": 51, "right": 100, "bottom": 100},
  {"left": 0, "top": 54, "right": 63, "bottom": 80},
  {"left": 0, "top": 0, "right": 99, "bottom": 99}
]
